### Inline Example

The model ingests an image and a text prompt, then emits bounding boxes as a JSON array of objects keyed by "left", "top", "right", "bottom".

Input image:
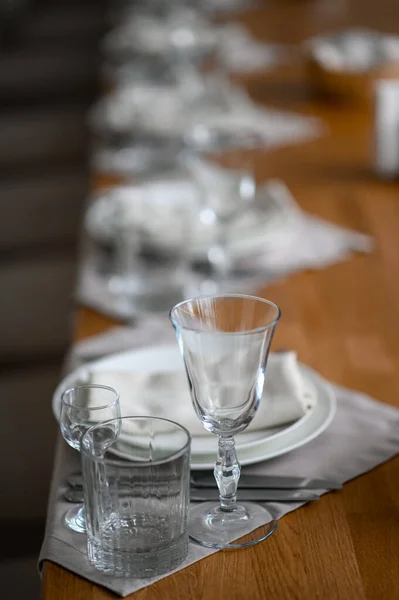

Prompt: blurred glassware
[
  {"left": 86, "top": 150, "right": 296, "bottom": 299},
  {"left": 107, "top": 0, "right": 194, "bottom": 24},
  {"left": 102, "top": 8, "right": 218, "bottom": 64},
  {"left": 100, "top": 55, "right": 179, "bottom": 89},
  {"left": 107, "top": 0, "right": 256, "bottom": 23},
  {"left": 90, "top": 139, "right": 183, "bottom": 178},
  {"left": 182, "top": 152, "right": 256, "bottom": 288},
  {"left": 195, "top": 0, "right": 256, "bottom": 15},
  {"left": 60, "top": 385, "right": 121, "bottom": 533},
  {"left": 89, "top": 75, "right": 275, "bottom": 152},
  {"left": 85, "top": 163, "right": 201, "bottom": 315}
]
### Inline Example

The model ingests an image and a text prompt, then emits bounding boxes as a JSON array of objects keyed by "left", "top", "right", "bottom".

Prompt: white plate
[{"left": 53, "top": 345, "right": 335, "bottom": 469}]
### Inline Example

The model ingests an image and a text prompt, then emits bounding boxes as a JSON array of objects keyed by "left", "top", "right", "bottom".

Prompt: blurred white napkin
[
  {"left": 103, "top": 10, "right": 217, "bottom": 58},
  {"left": 218, "top": 24, "right": 282, "bottom": 73},
  {"left": 78, "top": 174, "right": 374, "bottom": 321},
  {"left": 89, "top": 80, "right": 322, "bottom": 151},
  {"left": 308, "top": 28, "right": 399, "bottom": 73},
  {"left": 83, "top": 351, "right": 315, "bottom": 439},
  {"left": 85, "top": 172, "right": 371, "bottom": 264}
]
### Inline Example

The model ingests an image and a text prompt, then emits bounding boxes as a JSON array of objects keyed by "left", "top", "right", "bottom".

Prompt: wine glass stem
[
  {"left": 214, "top": 436, "right": 241, "bottom": 512},
  {"left": 116, "top": 228, "right": 137, "bottom": 280},
  {"left": 209, "top": 220, "right": 232, "bottom": 281}
]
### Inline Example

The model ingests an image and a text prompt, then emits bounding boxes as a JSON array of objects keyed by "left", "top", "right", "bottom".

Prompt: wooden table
[{"left": 41, "top": 1, "right": 399, "bottom": 598}]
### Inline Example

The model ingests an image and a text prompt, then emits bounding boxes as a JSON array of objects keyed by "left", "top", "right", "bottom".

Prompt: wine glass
[
  {"left": 60, "top": 384, "right": 121, "bottom": 533},
  {"left": 169, "top": 293, "right": 280, "bottom": 549},
  {"left": 182, "top": 151, "right": 256, "bottom": 293},
  {"left": 204, "top": 166, "right": 256, "bottom": 282}
]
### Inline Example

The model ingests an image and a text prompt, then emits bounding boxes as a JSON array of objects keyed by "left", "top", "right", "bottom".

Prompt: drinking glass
[
  {"left": 60, "top": 384, "right": 121, "bottom": 533},
  {"left": 204, "top": 167, "right": 256, "bottom": 283},
  {"left": 80, "top": 416, "right": 191, "bottom": 578},
  {"left": 170, "top": 293, "right": 280, "bottom": 549}
]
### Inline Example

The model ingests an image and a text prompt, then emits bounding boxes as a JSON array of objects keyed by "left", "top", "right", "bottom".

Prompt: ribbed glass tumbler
[{"left": 80, "top": 416, "right": 191, "bottom": 578}]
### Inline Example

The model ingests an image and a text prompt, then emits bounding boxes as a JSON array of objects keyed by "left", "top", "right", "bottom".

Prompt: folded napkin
[
  {"left": 89, "top": 80, "right": 322, "bottom": 152},
  {"left": 102, "top": 10, "right": 218, "bottom": 59},
  {"left": 40, "top": 323, "right": 399, "bottom": 597},
  {"left": 82, "top": 351, "right": 315, "bottom": 440},
  {"left": 218, "top": 24, "right": 283, "bottom": 74},
  {"left": 84, "top": 157, "right": 287, "bottom": 258}
]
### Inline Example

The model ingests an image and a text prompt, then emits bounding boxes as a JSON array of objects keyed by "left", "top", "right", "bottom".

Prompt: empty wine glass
[
  {"left": 170, "top": 293, "right": 280, "bottom": 549},
  {"left": 182, "top": 151, "right": 256, "bottom": 292},
  {"left": 205, "top": 168, "right": 256, "bottom": 282},
  {"left": 60, "top": 384, "right": 121, "bottom": 533}
]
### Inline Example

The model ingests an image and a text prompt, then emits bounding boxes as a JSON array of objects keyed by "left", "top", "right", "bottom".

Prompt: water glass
[{"left": 80, "top": 416, "right": 191, "bottom": 578}]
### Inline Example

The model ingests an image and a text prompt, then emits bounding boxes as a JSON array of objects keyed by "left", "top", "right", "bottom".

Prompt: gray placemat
[{"left": 39, "top": 327, "right": 399, "bottom": 597}]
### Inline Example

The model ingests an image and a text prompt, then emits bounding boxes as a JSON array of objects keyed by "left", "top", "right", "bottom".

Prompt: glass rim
[
  {"left": 61, "top": 384, "right": 120, "bottom": 411},
  {"left": 80, "top": 415, "right": 191, "bottom": 467},
  {"left": 169, "top": 293, "right": 281, "bottom": 335}
]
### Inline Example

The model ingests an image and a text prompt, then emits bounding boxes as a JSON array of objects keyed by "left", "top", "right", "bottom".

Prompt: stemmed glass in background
[
  {"left": 182, "top": 150, "right": 257, "bottom": 293},
  {"left": 60, "top": 384, "right": 121, "bottom": 533},
  {"left": 202, "top": 164, "right": 256, "bottom": 284},
  {"left": 170, "top": 293, "right": 280, "bottom": 549}
]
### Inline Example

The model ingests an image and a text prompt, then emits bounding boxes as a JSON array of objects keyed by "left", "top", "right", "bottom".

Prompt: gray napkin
[{"left": 39, "top": 325, "right": 399, "bottom": 597}]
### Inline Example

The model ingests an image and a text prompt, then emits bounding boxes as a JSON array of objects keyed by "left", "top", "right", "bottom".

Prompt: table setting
[
  {"left": 40, "top": 0, "right": 399, "bottom": 598},
  {"left": 40, "top": 307, "right": 399, "bottom": 596},
  {"left": 77, "top": 162, "right": 373, "bottom": 320}
]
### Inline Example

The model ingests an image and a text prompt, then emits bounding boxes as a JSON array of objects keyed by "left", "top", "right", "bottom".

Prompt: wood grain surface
[{"left": 42, "top": 1, "right": 399, "bottom": 598}]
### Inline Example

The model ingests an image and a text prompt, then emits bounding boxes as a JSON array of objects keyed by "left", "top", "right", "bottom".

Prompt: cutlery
[
  {"left": 190, "top": 473, "right": 342, "bottom": 490},
  {"left": 64, "top": 487, "right": 319, "bottom": 504},
  {"left": 68, "top": 472, "right": 342, "bottom": 491},
  {"left": 190, "top": 488, "right": 319, "bottom": 502}
]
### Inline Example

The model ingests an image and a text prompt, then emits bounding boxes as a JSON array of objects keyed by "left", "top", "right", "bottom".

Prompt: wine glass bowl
[
  {"left": 60, "top": 384, "right": 121, "bottom": 533},
  {"left": 170, "top": 293, "right": 280, "bottom": 549}
]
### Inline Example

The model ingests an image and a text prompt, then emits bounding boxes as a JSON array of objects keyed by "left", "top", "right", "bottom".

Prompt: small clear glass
[
  {"left": 170, "top": 293, "right": 280, "bottom": 549},
  {"left": 59, "top": 385, "right": 121, "bottom": 533},
  {"left": 80, "top": 416, "right": 191, "bottom": 578}
]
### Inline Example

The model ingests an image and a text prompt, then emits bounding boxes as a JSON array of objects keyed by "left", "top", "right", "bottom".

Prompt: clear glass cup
[
  {"left": 80, "top": 416, "right": 191, "bottom": 578},
  {"left": 59, "top": 385, "right": 121, "bottom": 533},
  {"left": 170, "top": 293, "right": 280, "bottom": 549}
]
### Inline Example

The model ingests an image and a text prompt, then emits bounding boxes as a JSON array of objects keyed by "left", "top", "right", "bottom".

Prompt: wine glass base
[
  {"left": 64, "top": 504, "right": 86, "bottom": 534},
  {"left": 189, "top": 501, "right": 278, "bottom": 549}
]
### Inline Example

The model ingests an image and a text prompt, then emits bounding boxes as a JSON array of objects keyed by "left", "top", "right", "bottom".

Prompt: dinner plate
[{"left": 53, "top": 344, "right": 336, "bottom": 469}]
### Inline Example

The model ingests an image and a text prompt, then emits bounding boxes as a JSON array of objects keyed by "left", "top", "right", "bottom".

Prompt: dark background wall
[{"left": 0, "top": 1, "right": 105, "bottom": 596}]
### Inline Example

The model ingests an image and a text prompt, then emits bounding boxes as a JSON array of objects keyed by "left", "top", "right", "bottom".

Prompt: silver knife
[
  {"left": 190, "top": 488, "right": 320, "bottom": 503},
  {"left": 64, "top": 487, "right": 319, "bottom": 504},
  {"left": 191, "top": 474, "right": 342, "bottom": 490}
]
